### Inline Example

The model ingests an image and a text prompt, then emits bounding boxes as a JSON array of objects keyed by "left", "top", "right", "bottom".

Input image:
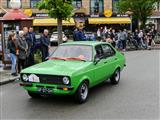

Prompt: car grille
[
  {"left": 21, "top": 74, "right": 69, "bottom": 85},
  {"left": 38, "top": 74, "right": 63, "bottom": 84}
]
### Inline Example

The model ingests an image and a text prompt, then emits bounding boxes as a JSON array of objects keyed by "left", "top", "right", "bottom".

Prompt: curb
[{"left": 0, "top": 77, "right": 20, "bottom": 86}]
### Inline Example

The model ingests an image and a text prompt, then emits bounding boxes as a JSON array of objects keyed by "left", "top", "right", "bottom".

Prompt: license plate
[{"left": 38, "top": 88, "right": 53, "bottom": 93}]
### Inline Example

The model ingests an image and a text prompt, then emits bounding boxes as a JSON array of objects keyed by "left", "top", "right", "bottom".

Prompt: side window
[
  {"left": 95, "top": 45, "right": 104, "bottom": 59},
  {"left": 101, "top": 44, "right": 115, "bottom": 57}
]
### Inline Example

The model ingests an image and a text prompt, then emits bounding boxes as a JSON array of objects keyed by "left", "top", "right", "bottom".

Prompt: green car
[{"left": 20, "top": 41, "right": 126, "bottom": 103}]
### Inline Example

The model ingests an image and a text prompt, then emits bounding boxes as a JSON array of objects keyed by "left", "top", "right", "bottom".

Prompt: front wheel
[
  {"left": 75, "top": 81, "right": 89, "bottom": 103},
  {"left": 110, "top": 68, "right": 120, "bottom": 85}
]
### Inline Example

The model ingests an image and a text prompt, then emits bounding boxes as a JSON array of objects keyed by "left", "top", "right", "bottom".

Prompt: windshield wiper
[
  {"left": 66, "top": 57, "right": 86, "bottom": 62},
  {"left": 49, "top": 57, "right": 66, "bottom": 61}
]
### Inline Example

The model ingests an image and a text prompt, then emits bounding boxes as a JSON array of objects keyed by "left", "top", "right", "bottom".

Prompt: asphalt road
[{"left": 0, "top": 50, "right": 159, "bottom": 120}]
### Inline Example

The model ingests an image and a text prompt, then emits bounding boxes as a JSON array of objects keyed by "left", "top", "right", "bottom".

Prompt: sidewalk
[{"left": 0, "top": 65, "right": 19, "bottom": 85}]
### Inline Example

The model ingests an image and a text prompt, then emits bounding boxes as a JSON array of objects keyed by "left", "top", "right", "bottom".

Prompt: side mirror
[{"left": 94, "top": 55, "right": 101, "bottom": 65}]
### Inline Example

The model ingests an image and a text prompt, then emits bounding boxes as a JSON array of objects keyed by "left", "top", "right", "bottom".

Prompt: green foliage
[
  {"left": 116, "top": 0, "right": 158, "bottom": 28},
  {"left": 37, "top": 0, "right": 73, "bottom": 20},
  {"left": 37, "top": 0, "right": 73, "bottom": 44}
]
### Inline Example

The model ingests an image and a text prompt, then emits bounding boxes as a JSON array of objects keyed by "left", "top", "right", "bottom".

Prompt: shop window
[
  {"left": 112, "top": 0, "right": 119, "bottom": 13},
  {"left": 30, "top": 0, "right": 41, "bottom": 8},
  {"left": 72, "top": 0, "right": 82, "bottom": 9},
  {"left": 90, "top": 0, "right": 104, "bottom": 16},
  {"left": 7, "top": 0, "right": 22, "bottom": 8}
]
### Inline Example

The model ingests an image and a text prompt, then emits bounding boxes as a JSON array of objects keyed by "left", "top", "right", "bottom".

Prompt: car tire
[
  {"left": 28, "top": 91, "right": 41, "bottom": 98},
  {"left": 75, "top": 81, "right": 89, "bottom": 104},
  {"left": 110, "top": 68, "right": 120, "bottom": 85}
]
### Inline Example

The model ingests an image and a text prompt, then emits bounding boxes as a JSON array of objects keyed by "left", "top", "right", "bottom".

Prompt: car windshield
[{"left": 50, "top": 45, "right": 93, "bottom": 61}]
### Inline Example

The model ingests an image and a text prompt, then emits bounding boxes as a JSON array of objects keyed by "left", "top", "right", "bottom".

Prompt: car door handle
[
  {"left": 114, "top": 58, "right": 118, "bottom": 60},
  {"left": 104, "top": 61, "right": 108, "bottom": 64}
]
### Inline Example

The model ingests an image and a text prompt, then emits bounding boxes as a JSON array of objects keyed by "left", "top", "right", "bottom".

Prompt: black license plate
[{"left": 38, "top": 88, "right": 53, "bottom": 93}]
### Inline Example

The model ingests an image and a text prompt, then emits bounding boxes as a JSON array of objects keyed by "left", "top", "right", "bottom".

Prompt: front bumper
[{"left": 20, "top": 82, "right": 75, "bottom": 95}]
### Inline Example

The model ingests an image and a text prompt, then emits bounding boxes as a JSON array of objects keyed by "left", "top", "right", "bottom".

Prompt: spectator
[
  {"left": 106, "top": 34, "right": 113, "bottom": 43},
  {"left": 40, "top": 29, "right": 50, "bottom": 62},
  {"left": 17, "top": 31, "right": 28, "bottom": 73},
  {"left": 28, "top": 27, "right": 36, "bottom": 66},
  {"left": 76, "top": 27, "right": 86, "bottom": 41},
  {"left": 7, "top": 32, "right": 18, "bottom": 76},
  {"left": 97, "top": 28, "right": 101, "bottom": 41},
  {"left": 147, "top": 32, "right": 152, "bottom": 50},
  {"left": 118, "top": 29, "right": 127, "bottom": 51},
  {"left": 133, "top": 29, "right": 140, "bottom": 47},
  {"left": 23, "top": 27, "right": 32, "bottom": 67},
  {"left": 138, "top": 30, "right": 146, "bottom": 49},
  {"left": 110, "top": 29, "right": 116, "bottom": 47},
  {"left": 73, "top": 28, "right": 78, "bottom": 41}
]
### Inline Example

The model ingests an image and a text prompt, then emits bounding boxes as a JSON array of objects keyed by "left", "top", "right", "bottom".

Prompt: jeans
[
  {"left": 18, "top": 58, "right": 26, "bottom": 73},
  {"left": 10, "top": 53, "right": 17, "bottom": 74},
  {"left": 140, "top": 39, "right": 147, "bottom": 49},
  {"left": 41, "top": 47, "right": 49, "bottom": 62},
  {"left": 122, "top": 40, "right": 127, "bottom": 50},
  {"left": 117, "top": 40, "right": 122, "bottom": 49}
]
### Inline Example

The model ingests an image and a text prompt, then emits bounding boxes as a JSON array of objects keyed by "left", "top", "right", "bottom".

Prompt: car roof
[{"left": 61, "top": 41, "right": 110, "bottom": 46}]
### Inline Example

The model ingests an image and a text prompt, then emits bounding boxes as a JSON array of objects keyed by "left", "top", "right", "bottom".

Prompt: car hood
[{"left": 21, "top": 60, "right": 92, "bottom": 76}]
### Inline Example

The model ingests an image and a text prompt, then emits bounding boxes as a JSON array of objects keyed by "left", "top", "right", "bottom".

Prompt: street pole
[{"left": 130, "top": 15, "right": 132, "bottom": 32}]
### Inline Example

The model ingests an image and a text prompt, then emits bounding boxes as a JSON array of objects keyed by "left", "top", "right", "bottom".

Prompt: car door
[
  {"left": 101, "top": 44, "right": 117, "bottom": 79},
  {"left": 93, "top": 45, "right": 109, "bottom": 85}
]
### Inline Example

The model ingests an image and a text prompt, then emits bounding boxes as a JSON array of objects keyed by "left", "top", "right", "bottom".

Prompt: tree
[
  {"left": 37, "top": 0, "right": 73, "bottom": 44},
  {"left": 116, "top": 0, "right": 158, "bottom": 29}
]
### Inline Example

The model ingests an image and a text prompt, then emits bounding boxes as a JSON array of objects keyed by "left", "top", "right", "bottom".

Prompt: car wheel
[
  {"left": 110, "top": 68, "right": 120, "bottom": 85},
  {"left": 28, "top": 91, "right": 41, "bottom": 98},
  {"left": 75, "top": 81, "right": 89, "bottom": 103}
]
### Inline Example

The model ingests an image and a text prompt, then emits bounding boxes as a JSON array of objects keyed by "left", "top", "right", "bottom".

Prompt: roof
[
  {"left": 2, "top": 9, "right": 30, "bottom": 20},
  {"left": 61, "top": 41, "right": 108, "bottom": 46}
]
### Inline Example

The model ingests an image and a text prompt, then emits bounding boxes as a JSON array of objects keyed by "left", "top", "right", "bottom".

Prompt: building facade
[
  {"left": 0, "top": 0, "right": 131, "bottom": 32},
  {"left": 147, "top": 2, "right": 160, "bottom": 32}
]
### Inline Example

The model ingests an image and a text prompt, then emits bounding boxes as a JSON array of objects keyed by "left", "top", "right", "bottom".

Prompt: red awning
[{"left": 2, "top": 9, "right": 30, "bottom": 20}]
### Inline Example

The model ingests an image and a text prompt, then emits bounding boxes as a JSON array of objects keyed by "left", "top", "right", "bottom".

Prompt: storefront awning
[
  {"left": 88, "top": 17, "right": 131, "bottom": 24},
  {"left": 33, "top": 18, "right": 75, "bottom": 26}
]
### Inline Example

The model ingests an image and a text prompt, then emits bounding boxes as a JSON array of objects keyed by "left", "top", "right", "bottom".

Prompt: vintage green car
[{"left": 20, "top": 41, "right": 126, "bottom": 103}]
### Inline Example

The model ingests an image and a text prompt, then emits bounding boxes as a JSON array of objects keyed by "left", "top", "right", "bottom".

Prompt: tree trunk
[
  {"left": 57, "top": 18, "right": 63, "bottom": 45},
  {"left": 140, "top": 18, "right": 147, "bottom": 30}
]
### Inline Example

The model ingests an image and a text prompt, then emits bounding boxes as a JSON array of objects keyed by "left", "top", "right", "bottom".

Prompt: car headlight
[
  {"left": 22, "top": 74, "right": 28, "bottom": 82},
  {"left": 62, "top": 77, "right": 70, "bottom": 85}
]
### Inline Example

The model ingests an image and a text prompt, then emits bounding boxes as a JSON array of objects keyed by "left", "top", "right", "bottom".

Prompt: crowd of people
[
  {"left": 96, "top": 26, "right": 156, "bottom": 51},
  {"left": 7, "top": 27, "right": 50, "bottom": 76}
]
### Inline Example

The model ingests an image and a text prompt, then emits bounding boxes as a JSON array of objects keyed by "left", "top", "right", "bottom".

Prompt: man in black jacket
[
  {"left": 40, "top": 29, "right": 50, "bottom": 62},
  {"left": 23, "top": 27, "right": 35, "bottom": 66}
]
